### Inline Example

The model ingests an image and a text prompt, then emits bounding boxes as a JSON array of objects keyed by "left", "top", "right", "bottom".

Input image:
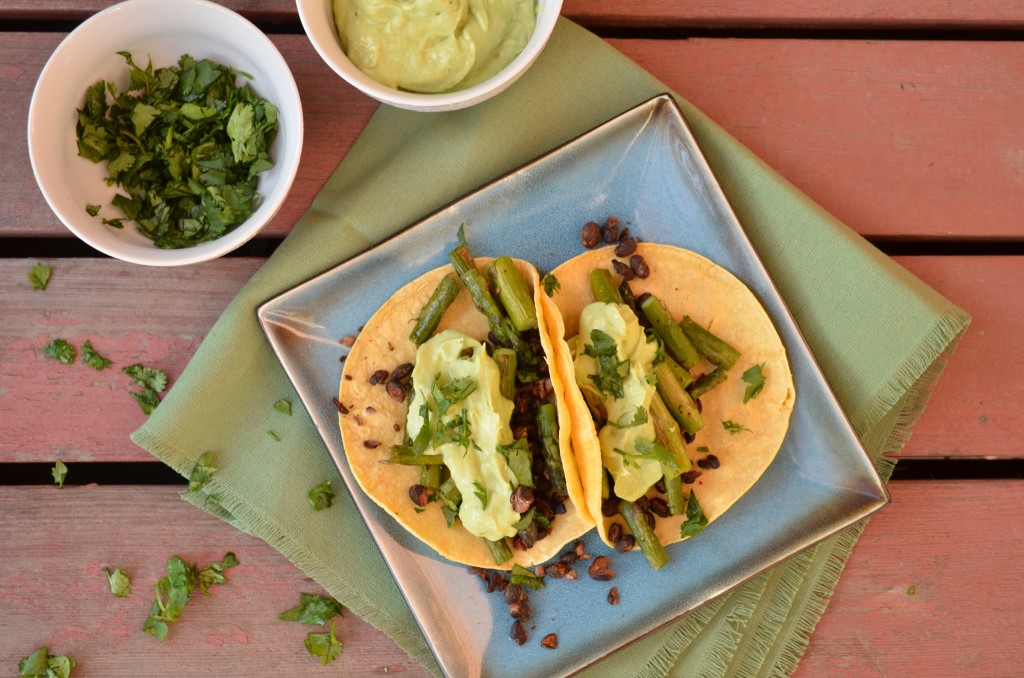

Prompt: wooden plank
[
  {"left": 4, "top": 1, "right": 1024, "bottom": 30},
  {"left": 9, "top": 33, "right": 1024, "bottom": 241},
  {"left": 894, "top": 256, "right": 1024, "bottom": 459},
  {"left": 0, "top": 258, "right": 261, "bottom": 463},
  {"left": 0, "top": 485, "right": 428, "bottom": 677},
  {"left": 1, "top": 481, "right": 1020, "bottom": 676},
  {"left": 1, "top": 255, "right": 1016, "bottom": 462},
  {"left": 798, "top": 480, "right": 1024, "bottom": 677}
]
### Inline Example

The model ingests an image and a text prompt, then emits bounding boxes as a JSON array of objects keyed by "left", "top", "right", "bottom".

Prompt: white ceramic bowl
[
  {"left": 27, "top": 0, "right": 304, "bottom": 266},
  {"left": 297, "top": 0, "right": 562, "bottom": 112}
]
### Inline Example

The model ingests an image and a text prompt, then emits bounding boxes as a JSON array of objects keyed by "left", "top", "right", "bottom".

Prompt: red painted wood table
[{"left": 3, "top": 2, "right": 1022, "bottom": 675}]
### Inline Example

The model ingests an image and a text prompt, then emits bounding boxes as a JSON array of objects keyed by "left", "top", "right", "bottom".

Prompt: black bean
[
  {"left": 581, "top": 221, "right": 601, "bottom": 248},
  {"left": 611, "top": 259, "right": 635, "bottom": 281},
  {"left": 602, "top": 217, "right": 620, "bottom": 243},
  {"left": 391, "top": 362, "right": 414, "bottom": 382},
  {"left": 614, "top": 534, "right": 635, "bottom": 553},
  {"left": 510, "top": 620, "right": 528, "bottom": 645},
  {"left": 630, "top": 254, "right": 650, "bottom": 279},
  {"left": 608, "top": 522, "right": 623, "bottom": 544},
  {"left": 509, "top": 600, "right": 531, "bottom": 622},
  {"left": 510, "top": 485, "right": 535, "bottom": 513},
  {"left": 615, "top": 236, "right": 638, "bottom": 258},
  {"left": 541, "top": 633, "right": 558, "bottom": 649},
  {"left": 369, "top": 369, "right": 389, "bottom": 385},
  {"left": 408, "top": 485, "right": 431, "bottom": 507},
  {"left": 607, "top": 587, "right": 620, "bottom": 605},
  {"left": 588, "top": 556, "right": 616, "bottom": 581},
  {"left": 681, "top": 470, "right": 703, "bottom": 484}
]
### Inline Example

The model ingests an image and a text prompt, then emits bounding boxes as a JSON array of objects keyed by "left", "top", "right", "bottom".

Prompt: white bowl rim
[
  {"left": 27, "top": 0, "right": 304, "bottom": 266},
  {"left": 296, "top": 0, "right": 563, "bottom": 112}
]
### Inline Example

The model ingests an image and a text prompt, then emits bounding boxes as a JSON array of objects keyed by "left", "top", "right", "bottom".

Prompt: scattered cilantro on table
[
  {"left": 18, "top": 645, "right": 75, "bottom": 677},
  {"left": 304, "top": 620, "right": 343, "bottom": 666},
  {"left": 279, "top": 592, "right": 344, "bottom": 625},
  {"left": 75, "top": 52, "right": 278, "bottom": 249},
  {"left": 43, "top": 339, "right": 76, "bottom": 364},
  {"left": 104, "top": 567, "right": 132, "bottom": 597},
  {"left": 122, "top": 363, "right": 168, "bottom": 414},
  {"left": 28, "top": 264, "right": 52, "bottom": 291},
  {"left": 267, "top": 430, "right": 281, "bottom": 442},
  {"left": 274, "top": 399, "right": 292, "bottom": 416},
  {"left": 51, "top": 460, "right": 68, "bottom": 488},
  {"left": 142, "top": 553, "right": 238, "bottom": 642},
  {"left": 81, "top": 341, "right": 112, "bottom": 370},
  {"left": 308, "top": 481, "right": 335, "bottom": 511}
]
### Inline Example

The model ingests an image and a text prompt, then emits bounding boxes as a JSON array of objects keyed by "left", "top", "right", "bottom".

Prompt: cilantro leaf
[
  {"left": 584, "top": 329, "right": 628, "bottom": 399},
  {"left": 497, "top": 438, "right": 534, "bottom": 488},
  {"left": 267, "top": 430, "right": 281, "bottom": 442},
  {"left": 308, "top": 481, "right": 335, "bottom": 511},
  {"left": 431, "top": 374, "right": 476, "bottom": 420},
  {"left": 473, "top": 482, "right": 490, "bottom": 510},
  {"left": 606, "top": 405, "right": 648, "bottom": 429},
  {"left": 81, "top": 341, "right": 112, "bottom": 370},
  {"left": 741, "top": 363, "right": 766, "bottom": 403},
  {"left": 44, "top": 339, "right": 76, "bottom": 364},
  {"left": 143, "top": 553, "right": 236, "bottom": 642},
  {"left": 18, "top": 646, "right": 75, "bottom": 678},
  {"left": 279, "top": 592, "right": 344, "bottom": 625},
  {"left": 28, "top": 264, "right": 52, "bottom": 291},
  {"left": 122, "top": 363, "right": 168, "bottom": 392},
  {"left": 615, "top": 439, "right": 680, "bottom": 477},
  {"left": 304, "top": 620, "right": 343, "bottom": 666},
  {"left": 509, "top": 564, "right": 546, "bottom": 591},
  {"left": 123, "top": 363, "right": 168, "bottom": 414},
  {"left": 105, "top": 567, "right": 132, "bottom": 597},
  {"left": 51, "top": 460, "right": 68, "bottom": 488},
  {"left": 679, "top": 491, "right": 709, "bottom": 538},
  {"left": 196, "top": 552, "right": 239, "bottom": 594},
  {"left": 722, "top": 420, "right": 751, "bottom": 434},
  {"left": 187, "top": 451, "right": 216, "bottom": 493},
  {"left": 542, "top": 273, "right": 560, "bottom": 297},
  {"left": 85, "top": 204, "right": 101, "bottom": 217},
  {"left": 273, "top": 399, "right": 292, "bottom": 416}
]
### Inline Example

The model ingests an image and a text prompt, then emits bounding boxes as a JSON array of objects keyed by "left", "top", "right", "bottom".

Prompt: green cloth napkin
[{"left": 133, "top": 18, "right": 970, "bottom": 676}]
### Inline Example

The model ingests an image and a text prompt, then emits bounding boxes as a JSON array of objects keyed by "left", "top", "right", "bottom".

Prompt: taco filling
[
  {"left": 338, "top": 235, "right": 591, "bottom": 570},
  {"left": 540, "top": 238, "right": 795, "bottom": 570}
]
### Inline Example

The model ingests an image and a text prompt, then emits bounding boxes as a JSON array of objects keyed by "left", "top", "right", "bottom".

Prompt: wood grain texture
[
  {"left": 4, "top": 1, "right": 1024, "bottom": 29},
  {"left": 1, "top": 481, "right": 1019, "bottom": 676},
  {"left": 9, "top": 33, "right": 1024, "bottom": 240},
  {"left": 1, "top": 256, "right": 1014, "bottom": 463},
  {"left": 0, "top": 485, "right": 428, "bottom": 677},
  {"left": 797, "top": 480, "right": 1024, "bottom": 677}
]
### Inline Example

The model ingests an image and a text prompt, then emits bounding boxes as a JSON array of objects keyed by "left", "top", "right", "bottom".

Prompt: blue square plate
[{"left": 258, "top": 94, "right": 889, "bottom": 677}]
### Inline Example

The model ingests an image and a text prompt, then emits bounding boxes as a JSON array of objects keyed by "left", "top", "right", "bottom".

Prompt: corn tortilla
[{"left": 339, "top": 258, "right": 592, "bottom": 569}]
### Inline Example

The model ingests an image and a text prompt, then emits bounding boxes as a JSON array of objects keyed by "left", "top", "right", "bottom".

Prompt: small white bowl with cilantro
[{"left": 28, "top": 0, "right": 304, "bottom": 266}]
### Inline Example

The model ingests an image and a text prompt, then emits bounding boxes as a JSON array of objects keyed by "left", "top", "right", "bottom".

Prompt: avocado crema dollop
[
  {"left": 333, "top": 0, "right": 537, "bottom": 93},
  {"left": 405, "top": 329, "right": 521, "bottom": 541},
  {"left": 573, "top": 302, "right": 662, "bottom": 502}
]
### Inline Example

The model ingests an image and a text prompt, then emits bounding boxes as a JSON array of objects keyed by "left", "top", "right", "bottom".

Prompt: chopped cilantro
[
  {"left": 267, "top": 430, "right": 281, "bottom": 442},
  {"left": 741, "top": 363, "right": 766, "bottom": 403},
  {"left": 497, "top": 438, "right": 534, "bottom": 488},
  {"left": 279, "top": 592, "right": 344, "bottom": 625},
  {"left": 509, "top": 564, "right": 546, "bottom": 591},
  {"left": 308, "top": 481, "right": 335, "bottom": 511},
  {"left": 696, "top": 446, "right": 709, "bottom": 452},
  {"left": 907, "top": 585, "right": 916, "bottom": 595},
  {"left": 44, "top": 339, "right": 76, "bottom": 364},
  {"left": 76, "top": 52, "right": 278, "bottom": 248},
  {"left": 584, "top": 329, "right": 628, "bottom": 399},
  {"left": 187, "top": 451, "right": 217, "bottom": 493},
  {"left": 274, "top": 399, "right": 292, "bottom": 415},
  {"left": 105, "top": 567, "right": 132, "bottom": 597},
  {"left": 722, "top": 420, "right": 750, "bottom": 434},
  {"left": 51, "top": 460, "right": 68, "bottom": 488},
  {"left": 431, "top": 374, "right": 476, "bottom": 419},
  {"left": 542, "top": 273, "right": 560, "bottom": 297},
  {"left": 679, "top": 491, "right": 708, "bottom": 538},
  {"left": 18, "top": 646, "right": 75, "bottom": 678},
  {"left": 123, "top": 363, "right": 168, "bottom": 414},
  {"left": 473, "top": 482, "right": 490, "bottom": 510},
  {"left": 28, "top": 264, "right": 52, "bottom": 291},
  {"left": 142, "top": 553, "right": 237, "bottom": 642},
  {"left": 81, "top": 341, "right": 112, "bottom": 370},
  {"left": 619, "top": 439, "right": 680, "bottom": 477},
  {"left": 606, "top": 405, "right": 648, "bottom": 429},
  {"left": 304, "top": 620, "right": 343, "bottom": 666}
]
